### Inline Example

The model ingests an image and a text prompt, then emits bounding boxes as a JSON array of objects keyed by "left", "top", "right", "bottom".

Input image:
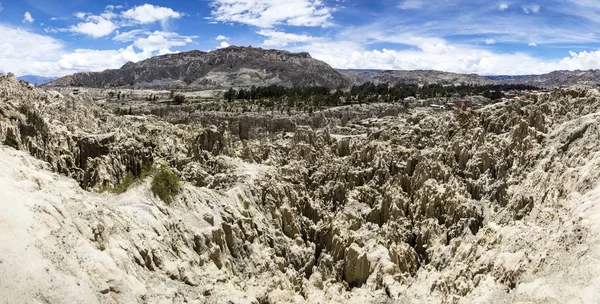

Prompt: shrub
[
  {"left": 173, "top": 94, "right": 186, "bottom": 105},
  {"left": 111, "top": 172, "right": 136, "bottom": 194},
  {"left": 151, "top": 167, "right": 181, "bottom": 204}
]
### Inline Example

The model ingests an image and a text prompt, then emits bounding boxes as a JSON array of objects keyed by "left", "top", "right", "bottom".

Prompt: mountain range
[
  {"left": 46, "top": 46, "right": 348, "bottom": 89},
  {"left": 17, "top": 75, "right": 57, "bottom": 86},
  {"left": 41, "top": 46, "right": 600, "bottom": 89}
]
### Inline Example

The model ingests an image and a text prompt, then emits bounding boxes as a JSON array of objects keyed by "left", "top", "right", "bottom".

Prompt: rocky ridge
[
  {"left": 497, "top": 69, "right": 600, "bottom": 88},
  {"left": 2, "top": 73, "right": 600, "bottom": 303},
  {"left": 46, "top": 46, "right": 350, "bottom": 90},
  {"left": 339, "top": 69, "right": 495, "bottom": 86}
]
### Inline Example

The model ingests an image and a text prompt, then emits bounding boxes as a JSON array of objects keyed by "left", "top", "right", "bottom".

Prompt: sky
[{"left": 2, "top": 0, "right": 600, "bottom": 77}]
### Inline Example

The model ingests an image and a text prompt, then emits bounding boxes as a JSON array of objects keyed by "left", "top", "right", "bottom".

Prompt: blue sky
[{"left": 2, "top": 0, "right": 600, "bottom": 77}]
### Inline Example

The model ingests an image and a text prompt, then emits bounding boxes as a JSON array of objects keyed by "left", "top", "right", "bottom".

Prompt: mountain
[
  {"left": 338, "top": 69, "right": 495, "bottom": 86},
  {"left": 46, "top": 46, "right": 350, "bottom": 89},
  {"left": 483, "top": 75, "right": 537, "bottom": 81},
  {"left": 498, "top": 69, "right": 600, "bottom": 88},
  {"left": 17, "top": 75, "right": 57, "bottom": 86}
]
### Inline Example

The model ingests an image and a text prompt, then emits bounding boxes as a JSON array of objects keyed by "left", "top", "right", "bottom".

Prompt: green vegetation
[
  {"left": 150, "top": 167, "right": 181, "bottom": 204},
  {"left": 100, "top": 162, "right": 156, "bottom": 194},
  {"left": 222, "top": 83, "right": 540, "bottom": 108},
  {"left": 173, "top": 94, "right": 186, "bottom": 105},
  {"left": 111, "top": 172, "right": 136, "bottom": 194},
  {"left": 18, "top": 103, "right": 49, "bottom": 140}
]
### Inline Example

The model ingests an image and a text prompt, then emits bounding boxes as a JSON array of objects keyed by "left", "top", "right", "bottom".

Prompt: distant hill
[
  {"left": 46, "top": 46, "right": 350, "bottom": 89},
  {"left": 339, "top": 69, "right": 600, "bottom": 88},
  {"left": 44, "top": 47, "right": 600, "bottom": 90},
  {"left": 496, "top": 70, "right": 600, "bottom": 88},
  {"left": 338, "top": 69, "right": 495, "bottom": 86},
  {"left": 17, "top": 75, "right": 57, "bottom": 86},
  {"left": 483, "top": 75, "right": 537, "bottom": 81}
]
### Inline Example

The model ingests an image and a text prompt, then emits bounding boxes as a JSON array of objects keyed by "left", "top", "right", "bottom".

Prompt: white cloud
[
  {"left": 55, "top": 46, "right": 146, "bottom": 72},
  {"left": 133, "top": 31, "right": 196, "bottom": 52},
  {"left": 291, "top": 36, "right": 600, "bottom": 75},
  {"left": 23, "top": 12, "right": 34, "bottom": 23},
  {"left": 209, "top": 0, "right": 332, "bottom": 28},
  {"left": 70, "top": 15, "right": 117, "bottom": 38},
  {"left": 529, "top": 42, "right": 538, "bottom": 47},
  {"left": 523, "top": 4, "right": 540, "bottom": 14},
  {"left": 397, "top": 0, "right": 423, "bottom": 10},
  {"left": 258, "top": 29, "right": 318, "bottom": 47},
  {"left": 0, "top": 24, "right": 153, "bottom": 77},
  {"left": 122, "top": 4, "right": 182, "bottom": 24},
  {"left": 100, "top": 10, "right": 118, "bottom": 20},
  {"left": 105, "top": 5, "right": 123, "bottom": 10},
  {"left": 485, "top": 39, "right": 496, "bottom": 44},
  {"left": 74, "top": 12, "right": 87, "bottom": 19},
  {"left": 216, "top": 35, "right": 229, "bottom": 41},
  {"left": 217, "top": 41, "right": 230, "bottom": 49},
  {"left": 498, "top": 3, "right": 509, "bottom": 11},
  {"left": 113, "top": 29, "right": 146, "bottom": 42}
]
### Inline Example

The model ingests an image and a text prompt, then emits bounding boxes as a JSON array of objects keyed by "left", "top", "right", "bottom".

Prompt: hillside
[
  {"left": 46, "top": 46, "right": 350, "bottom": 89},
  {"left": 338, "top": 69, "right": 495, "bottom": 86},
  {"left": 3, "top": 71, "right": 600, "bottom": 303},
  {"left": 498, "top": 69, "right": 600, "bottom": 88}
]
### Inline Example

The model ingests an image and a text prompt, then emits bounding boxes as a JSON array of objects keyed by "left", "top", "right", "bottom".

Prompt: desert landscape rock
[
  {"left": 46, "top": 46, "right": 350, "bottom": 90},
  {"left": 3, "top": 71, "right": 600, "bottom": 304}
]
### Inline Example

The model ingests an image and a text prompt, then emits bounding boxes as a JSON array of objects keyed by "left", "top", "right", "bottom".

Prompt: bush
[
  {"left": 151, "top": 167, "right": 181, "bottom": 204},
  {"left": 173, "top": 94, "right": 186, "bottom": 105},
  {"left": 111, "top": 172, "right": 136, "bottom": 194}
]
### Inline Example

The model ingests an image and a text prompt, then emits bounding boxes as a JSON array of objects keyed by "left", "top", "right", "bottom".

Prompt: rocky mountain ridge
[
  {"left": 43, "top": 46, "right": 600, "bottom": 90},
  {"left": 496, "top": 69, "right": 600, "bottom": 88},
  {"left": 46, "top": 46, "right": 350, "bottom": 89}
]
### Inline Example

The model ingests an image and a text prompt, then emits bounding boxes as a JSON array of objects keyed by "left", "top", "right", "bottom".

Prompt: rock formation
[
  {"left": 46, "top": 46, "right": 350, "bottom": 89},
  {"left": 2, "top": 73, "right": 600, "bottom": 303}
]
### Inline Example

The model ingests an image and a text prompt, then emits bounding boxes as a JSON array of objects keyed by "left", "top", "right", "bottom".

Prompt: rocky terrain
[
  {"left": 497, "top": 69, "right": 600, "bottom": 88},
  {"left": 46, "top": 46, "right": 349, "bottom": 90},
  {"left": 339, "top": 69, "right": 495, "bottom": 86},
  {"left": 41, "top": 46, "right": 600, "bottom": 91},
  {"left": 2, "top": 72, "right": 600, "bottom": 303}
]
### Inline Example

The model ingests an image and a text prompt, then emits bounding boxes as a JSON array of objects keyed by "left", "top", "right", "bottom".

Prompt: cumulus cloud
[
  {"left": 55, "top": 46, "right": 146, "bottom": 72},
  {"left": 0, "top": 25, "right": 156, "bottom": 77},
  {"left": 133, "top": 31, "right": 196, "bottom": 52},
  {"left": 529, "top": 42, "right": 538, "bottom": 47},
  {"left": 209, "top": 0, "right": 332, "bottom": 28},
  {"left": 122, "top": 4, "right": 182, "bottom": 24},
  {"left": 498, "top": 3, "right": 509, "bottom": 11},
  {"left": 290, "top": 36, "right": 600, "bottom": 75},
  {"left": 216, "top": 35, "right": 229, "bottom": 41},
  {"left": 70, "top": 15, "right": 117, "bottom": 38},
  {"left": 485, "top": 39, "right": 496, "bottom": 44},
  {"left": 113, "top": 29, "right": 146, "bottom": 42},
  {"left": 217, "top": 41, "right": 231, "bottom": 49},
  {"left": 258, "top": 29, "right": 318, "bottom": 47},
  {"left": 23, "top": 12, "right": 34, "bottom": 23},
  {"left": 397, "top": 0, "right": 423, "bottom": 10},
  {"left": 74, "top": 12, "right": 87, "bottom": 19},
  {"left": 105, "top": 5, "right": 123, "bottom": 10}
]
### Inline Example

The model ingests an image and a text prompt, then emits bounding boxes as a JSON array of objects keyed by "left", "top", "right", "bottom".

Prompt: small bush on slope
[{"left": 151, "top": 167, "right": 181, "bottom": 204}]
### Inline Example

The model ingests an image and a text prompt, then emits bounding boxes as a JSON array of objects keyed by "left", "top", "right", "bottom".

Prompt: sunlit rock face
[{"left": 2, "top": 73, "right": 600, "bottom": 303}]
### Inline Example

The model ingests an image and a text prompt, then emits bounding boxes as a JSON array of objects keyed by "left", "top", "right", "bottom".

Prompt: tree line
[{"left": 223, "top": 83, "right": 540, "bottom": 107}]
